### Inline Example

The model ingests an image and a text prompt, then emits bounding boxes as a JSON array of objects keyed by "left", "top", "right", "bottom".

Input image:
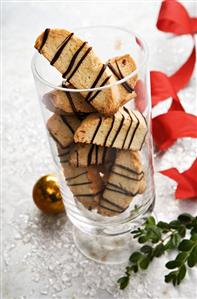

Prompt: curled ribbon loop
[
  {"left": 151, "top": 0, "right": 197, "bottom": 106},
  {"left": 157, "top": 0, "right": 197, "bottom": 35}
]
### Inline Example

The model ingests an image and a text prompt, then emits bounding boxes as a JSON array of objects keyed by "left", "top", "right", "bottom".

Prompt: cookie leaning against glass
[
  {"left": 35, "top": 29, "right": 136, "bottom": 115},
  {"left": 35, "top": 28, "right": 147, "bottom": 217}
]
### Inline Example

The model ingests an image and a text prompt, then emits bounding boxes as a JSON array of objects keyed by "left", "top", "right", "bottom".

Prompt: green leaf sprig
[{"left": 117, "top": 213, "right": 197, "bottom": 290}]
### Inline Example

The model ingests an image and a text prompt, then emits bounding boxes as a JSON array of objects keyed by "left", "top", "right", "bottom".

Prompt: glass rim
[{"left": 31, "top": 25, "right": 149, "bottom": 93}]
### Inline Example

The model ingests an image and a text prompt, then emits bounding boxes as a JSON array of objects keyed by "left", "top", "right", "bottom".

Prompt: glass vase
[{"left": 32, "top": 26, "right": 155, "bottom": 264}]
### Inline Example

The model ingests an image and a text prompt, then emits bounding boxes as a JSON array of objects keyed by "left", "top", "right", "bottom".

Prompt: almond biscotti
[
  {"left": 107, "top": 54, "right": 137, "bottom": 105},
  {"left": 98, "top": 188, "right": 133, "bottom": 217},
  {"left": 47, "top": 113, "right": 81, "bottom": 148},
  {"left": 98, "top": 150, "right": 146, "bottom": 217},
  {"left": 43, "top": 86, "right": 95, "bottom": 117},
  {"left": 35, "top": 28, "right": 121, "bottom": 115},
  {"left": 60, "top": 158, "right": 104, "bottom": 210},
  {"left": 74, "top": 107, "right": 148, "bottom": 151},
  {"left": 107, "top": 150, "right": 146, "bottom": 195},
  {"left": 43, "top": 53, "right": 137, "bottom": 116}
]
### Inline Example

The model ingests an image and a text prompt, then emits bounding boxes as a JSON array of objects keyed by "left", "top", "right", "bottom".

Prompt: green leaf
[
  {"left": 175, "top": 252, "right": 188, "bottom": 262},
  {"left": 178, "top": 225, "right": 186, "bottom": 238},
  {"left": 145, "top": 216, "right": 156, "bottom": 226},
  {"left": 165, "top": 271, "right": 176, "bottom": 283},
  {"left": 178, "top": 239, "right": 194, "bottom": 251},
  {"left": 157, "top": 221, "right": 170, "bottom": 230},
  {"left": 130, "top": 264, "right": 138, "bottom": 273},
  {"left": 133, "top": 233, "right": 142, "bottom": 239},
  {"left": 154, "top": 243, "right": 165, "bottom": 257},
  {"left": 178, "top": 213, "right": 194, "bottom": 225},
  {"left": 166, "top": 260, "right": 182, "bottom": 269},
  {"left": 169, "top": 220, "right": 181, "bottom": 229},
  {"left": 117, "top": 276, "right": 129, "bottom": 290},
  {"left": 191, "top": 233, "right": 197, "bottom": 241},
  {"left": 177, "top": 265, "right": 186, "bottom": 285},
  {"left": 146, "top": 227, "right": 161, "bottom": 243},
  {"left": 138, "top": 236, "right": 148, "bottom": 243},
  {"left": 139, "top": 256, "right": 150, "bottom": 270},
  {"left": 165, "top": 237, "right": 174, "bottom": 250},
  {"left": 140, "top": 245, "right": 152, "bottom": 254},
  {"left": 132, "top": 228, "right": 146, "bottom": 239},
  {"left": 187, "top": 245, "right": 197, "bottom": 267},
  {"left": 129, "top": 251, "right": 142, "bottom": 263},
  {"left": 131, "top": 229, "right": 140, "bottom": 234},
  {"left": 169, "top": 234, "right": 181, "bottom": 248},
  {"left": 164, "top": 234, "right": 180, "bottom": 250}
]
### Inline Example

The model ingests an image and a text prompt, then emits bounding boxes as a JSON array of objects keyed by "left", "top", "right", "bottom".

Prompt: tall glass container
[{"left": 32, "top": 26, "right": 155, "bottom": 264}]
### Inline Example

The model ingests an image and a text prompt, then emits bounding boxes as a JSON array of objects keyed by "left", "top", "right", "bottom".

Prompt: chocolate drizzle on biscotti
[
  {"left": 60, "top": 115, "right": 75, "bottom": 134},
  {"left": 110, "top": 113, "right": 125, "bottom": 148},
  {"left": 58, "top": 146, "right": 71, "bottom": 157},
  {"left": 50, "top": 33, "right": 74, "bottom": 65},
  {"left": 63, "top": 42, "right": 87, "bottom": 78},
  {"left": 74, "top": 191, "right": 102, "bottom": 198},
  {"left": 106, "top": 184, "right": 131, "bottom": 196},
  {"left": 39, "top": 28, "right": 50, "bottom": 53},
  {"left": 106, "top": 181, "right": 140, "bottom": 197},
  {"left": 102, "top": 147, "right": 107, "bottom": 164},
  {"left": 64, "top": 91, "right": 78, "bottom": 116},
  {"left": 87, "top": 144, "right": 95, "bottom": 166},
  {"left": 105, "top": 185, "right": 132, "bottom": 197},
  {"left": 114, "top": 163, "right": 144, "bottom": 176},
  {"left": 127, "top": 111, "right": 140, "bottom": 149},
  {"left": 85, "top": 64, "right": 107, "bottom": 101},
  {"left": 68, "top": 181, "right": 92, "bottom": 187},
  {"left": 64, "top": 91, "right": 84, "bottom": 120},
  {"left": 90, "top": 116, "right": 102, "bottom": 143},
  {"left": 49, "top": 131, "right": 61, "bottom": 147},
  {"left": 67, "top": 47, "right": 92, "bottom": 80},
  {"left": 99, "top": 205, "right": 120, "bottom": 213},
  {"left": 122, "top": 107, "right": 133, "bottom": 148},
  {"left": 61, "top": 82, "right": 85, "bottom": 120},
  {"left": 66, "top": 171, "right": 88, "bottom": 181},
  {"left": 111, "top": 170, "right": 144, "bottom": 181},
  {"left": 107, "top": 60, "right": 134, "bottom": 93},
  {"left": 103, "top": 116, "right": 115, "bottom": 147},
  {"left": 95, "top": 145, "right": 99, "bottom": 165},
  {"left": 62, "top": 44, "right": 92, "bottom": 80},
  {"left": 87, "top": 75, "right": 111, "bottom": 103},
  {"left": 101, "top": 196, "right": 124, "bottom": 210},
  {"left": 99, "top": 203, "right": 123, "bottom": 214}
]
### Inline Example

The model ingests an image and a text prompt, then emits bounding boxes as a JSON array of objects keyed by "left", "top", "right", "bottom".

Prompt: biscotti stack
[{"left": 35, "top": 28, "right": 147, "bottom": 217}]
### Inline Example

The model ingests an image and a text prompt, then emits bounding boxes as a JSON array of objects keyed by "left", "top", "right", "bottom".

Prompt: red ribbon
[
  {"left": 151, "top": 0, "right": 197, "bottom": 200},
  {"left": 160, "top": 159, "right": 197, "bottom": 200},
  {"left": 152, "top": 111, "right": 197, "bottom": 151},
  {"left": 151, "top": 0, "right": 197, "bottom": 152},
  {"left": 156, "top": 0, "right": 197, "bottom": 35}
]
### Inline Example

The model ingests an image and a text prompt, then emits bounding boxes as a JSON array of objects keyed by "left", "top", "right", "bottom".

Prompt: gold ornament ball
[{"left": 32, "top": 174, "right": 65, "bottom": 214}]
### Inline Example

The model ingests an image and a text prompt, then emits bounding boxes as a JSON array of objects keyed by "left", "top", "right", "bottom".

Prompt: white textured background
[{"left": 2, "top": 1, "right": 197, "bottom": 299}]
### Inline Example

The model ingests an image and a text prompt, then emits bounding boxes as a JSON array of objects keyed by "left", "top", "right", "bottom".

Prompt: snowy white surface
[{"left": 2, "top": 1, "right": 197, "bottom": 299}]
